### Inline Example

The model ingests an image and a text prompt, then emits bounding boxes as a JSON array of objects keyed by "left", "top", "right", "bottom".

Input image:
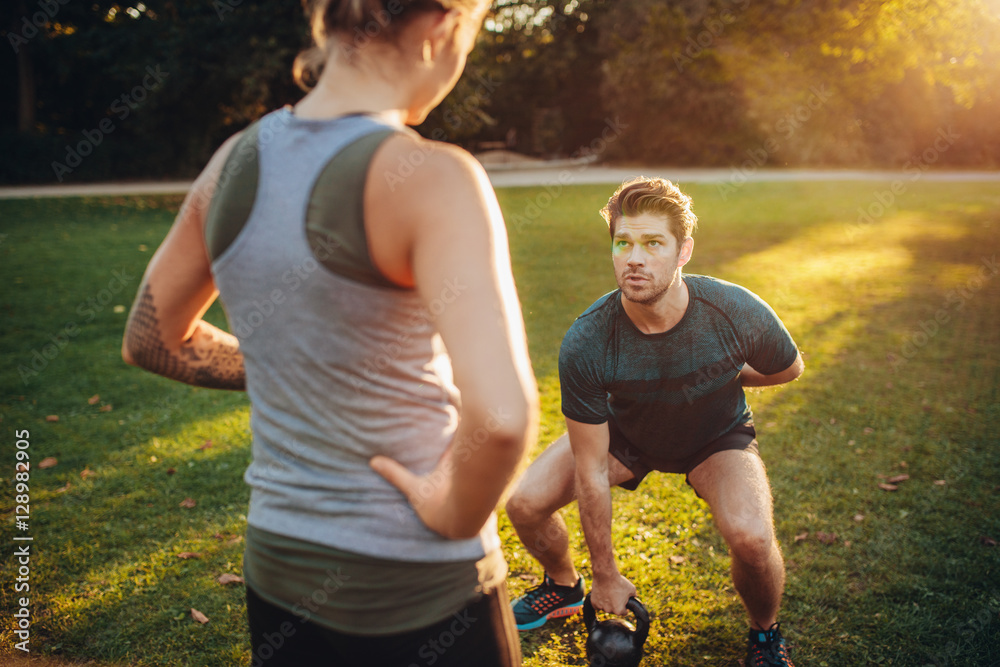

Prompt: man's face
[{"left": 612, "top": 213, "right": 689, "bottom": 306}]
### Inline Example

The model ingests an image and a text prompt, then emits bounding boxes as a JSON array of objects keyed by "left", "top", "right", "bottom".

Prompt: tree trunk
[{"left": 15, "top": 0, "right": 37, "bottom": 134}]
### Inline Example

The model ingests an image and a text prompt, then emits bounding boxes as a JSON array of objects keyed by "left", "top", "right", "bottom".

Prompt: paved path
[
  {"left": 486, "top": 165, "right": 1000, "bottom": 188},
  {"left": 1, "top": 166, "right": 998, "bottom": 199}
]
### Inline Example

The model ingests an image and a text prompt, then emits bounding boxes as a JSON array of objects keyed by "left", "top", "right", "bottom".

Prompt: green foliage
[
  {"left": 421, "top": 0, "right": 615, "bottom": 154},
  {"left": 1, "top": 0, "right": 309, "bottom": 184},
  {"left": 597, "top": 0, "right": 763, "bottom": 165},
  {"left": 1, "top": 180, "right": 999, "bottom": 664},
  {"left": 599, "top": 0, "right": 1000, "bottom": 166},
  {"left": 4, "top": 0, "right": 1000, "bottom": 183}
]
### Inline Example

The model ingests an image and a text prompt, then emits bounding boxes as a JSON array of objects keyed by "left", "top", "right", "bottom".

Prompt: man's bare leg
[
  {"left": 688, "top": 448, "right": 784, "bottom": 630},
  {"left": 506, "top": 434, "right": 580, "bottom": 586},
  {"left": 506, "top": 433, "right": 636, "bottom": 587}
]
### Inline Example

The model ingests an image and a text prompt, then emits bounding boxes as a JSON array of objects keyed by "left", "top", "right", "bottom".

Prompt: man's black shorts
[{"left": 608, "top": 418, "right": 760, "bottom": 491}]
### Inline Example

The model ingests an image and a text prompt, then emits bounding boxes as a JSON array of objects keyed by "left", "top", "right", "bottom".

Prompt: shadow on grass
[
  {"left": 512, "top": 188, "right": 999, "bottom": 666},
  {"left": 719, "top": 208, "right": 1000, "bottom": 664},
  {"left": 1, "top": 197, "right": 255, "bottom": 664},
  {"left": 3, "top": 184, "right": 999, "bottom": 665}
]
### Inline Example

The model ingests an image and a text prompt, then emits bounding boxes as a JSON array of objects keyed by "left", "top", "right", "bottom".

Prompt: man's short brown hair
[{"left": 599, "top": 177, "right": 698, "bottom": 246}]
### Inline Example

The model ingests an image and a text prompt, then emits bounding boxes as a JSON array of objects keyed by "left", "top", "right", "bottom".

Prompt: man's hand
[
  {"left": 590, "top": 571, "right": 637, "bottom": 616},
  {"left": 567, "top": 418, "right": 634, "bottom": 612}
]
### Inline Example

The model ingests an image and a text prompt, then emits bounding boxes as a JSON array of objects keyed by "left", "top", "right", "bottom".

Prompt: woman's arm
[
  {"left": 367, "top": 135, "right": 539, "bottom": 540},
  {"left": 122, "top": 134, "right": 246, "bottom": 390}
]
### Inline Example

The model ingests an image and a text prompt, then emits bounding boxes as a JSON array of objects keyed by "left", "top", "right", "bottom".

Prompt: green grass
[{"left": 2, "top": 180, "right": 999, "bottom": 666}]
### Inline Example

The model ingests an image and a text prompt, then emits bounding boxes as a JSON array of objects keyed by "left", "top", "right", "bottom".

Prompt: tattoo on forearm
[{"left": 125, "top": 284, "right": 246, "bottom": 390}]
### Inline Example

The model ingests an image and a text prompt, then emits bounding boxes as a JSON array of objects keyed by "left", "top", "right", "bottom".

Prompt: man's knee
[
  {"left": 726, "top": 523, "right": 777, "bottom": 568},
  {"left": 505, "top": 491, "right": 542, "bottom": 527}
]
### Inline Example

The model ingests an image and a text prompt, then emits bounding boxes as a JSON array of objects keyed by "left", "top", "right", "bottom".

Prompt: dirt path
[{"left": 1, "top": 165, "right": 997, "bottom": 200}]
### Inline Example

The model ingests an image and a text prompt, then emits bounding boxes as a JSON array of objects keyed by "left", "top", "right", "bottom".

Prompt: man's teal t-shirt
[{"left": 559, "top": 274, "right": 799, "bottom": 463}]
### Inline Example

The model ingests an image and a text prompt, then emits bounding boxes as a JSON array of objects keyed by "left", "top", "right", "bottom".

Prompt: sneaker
[
  {"left": 511, "top": 573, "right": 585, "bottom": 631},
  {"left": 745, "top": 622, "right": 795, "bottom": 666}
]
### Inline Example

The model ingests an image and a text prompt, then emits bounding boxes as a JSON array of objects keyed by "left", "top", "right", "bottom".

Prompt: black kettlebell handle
[
  {"left": 626, "top": 596, "right": 650, "bottom": 646},
  {"left": 583, "top": 593, "right": 650, "bottom": 647}
]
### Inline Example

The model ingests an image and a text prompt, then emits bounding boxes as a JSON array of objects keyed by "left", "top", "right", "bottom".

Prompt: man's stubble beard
[{"left": 618, "top": 267, "right": 679, "bottom": 306}]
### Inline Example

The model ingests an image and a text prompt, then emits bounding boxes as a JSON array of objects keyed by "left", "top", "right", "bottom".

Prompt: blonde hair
[
  {"left": 600, "top": 176, "right": 698, "bottom": 246},
  {"left": 293, "top": 0, "right": 484, "bottom": 90}
]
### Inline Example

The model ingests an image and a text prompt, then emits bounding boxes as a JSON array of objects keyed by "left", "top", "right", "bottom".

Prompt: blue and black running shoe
[
  {"left": 746, "top": 622, "right": 795, "bottom": 666},
  {"left": 511, "top": 573, "right": 585, "bottom": 631}
]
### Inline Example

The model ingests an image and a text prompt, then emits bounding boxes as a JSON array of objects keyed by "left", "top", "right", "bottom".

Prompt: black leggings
[{"left": 246, "top": 584, "right": 522, "bottom": 667}]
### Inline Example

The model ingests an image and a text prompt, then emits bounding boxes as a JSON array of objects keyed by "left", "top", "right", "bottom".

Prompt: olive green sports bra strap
[
  {"left": 204, "top": 121, "right": 262, "bottom": 262},
  {"left": 306, "top": 128, "right": 403, "bottom": 290}
]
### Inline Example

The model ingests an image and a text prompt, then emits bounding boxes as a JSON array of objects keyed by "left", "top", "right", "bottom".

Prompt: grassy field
[{"left": 1, "top": 179, "right": 999, "bottom": 666}]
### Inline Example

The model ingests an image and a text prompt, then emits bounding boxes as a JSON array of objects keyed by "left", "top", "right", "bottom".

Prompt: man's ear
[{"left": 677, "top": 237, "right": 694, "bottom": 267}]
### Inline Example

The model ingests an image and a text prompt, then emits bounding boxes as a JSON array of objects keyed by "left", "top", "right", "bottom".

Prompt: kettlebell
[{"left": 583, "top": 594, "right": 650, "bottom": 667}]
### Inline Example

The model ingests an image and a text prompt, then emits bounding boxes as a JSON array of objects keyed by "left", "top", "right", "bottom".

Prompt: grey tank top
[{"left": 207, "top": 107, "right": 498, "bottom": 563}]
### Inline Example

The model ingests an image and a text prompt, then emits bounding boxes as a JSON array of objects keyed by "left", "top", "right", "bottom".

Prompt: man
[{"left": 505, "top": 177, "right": 804, "bottom": 666}]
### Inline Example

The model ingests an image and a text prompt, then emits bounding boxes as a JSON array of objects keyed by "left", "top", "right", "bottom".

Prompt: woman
[{"left": 121, "top": 1, "right": 538, "bottom": 664}]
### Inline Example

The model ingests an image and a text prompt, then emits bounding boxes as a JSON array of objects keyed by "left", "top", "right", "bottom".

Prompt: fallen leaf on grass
[
  {"left": 669, "top": 555, "right": 686, "bottom": 564},
  {"left": 167, "top": 467, "right": 177, "bottom": 475},
  {"left": 39, "top": 457, "right": 58, "bottom": 469},
  {"left": 45, "top": 415, "right": 59, "bottom": 422},
  {"left": 217, "top": 573, "right": 244, "bottom": 585},
  {"left": 80, "top": 467, "right": 97, "bottom": 479},
  {"left": 177, "top": 552, "right": 201, "bottom": 559},
  {"left": 517, "top": 574, "right": 540, "bottom": 587},
  {"left": 816, "top": 531, "right": 838, "bottom": 545},
  {"left": 863, "top": 427, "right": 874, "bottom": 435},
  {"left": 56, "top": 482, "right": 72, "bottom": 493},
  {"left": 933, "top": 480, "right": 947, "bottom": 486},
  {"left": 886, "top": 474, "right": 910, "bottom": 484},
  {"left": 853, "top": 514, "right": 865, "bottom": 522},
  {"left": 878, "top": 483, "right": 898, "bottom": 491},
  {"left": 98, "top": 404, "right": 113, "bottom": 412},
  {"left": 190, "top": 608, "right": 209, "bottom": 624},
  {"left": 200, "top": 440, "right": 213, "bottom": 451},
  {"left": 794, "top": 532, "right": 809, "bottom": 543},
  {"left": 843, "top": 540, "right": 852, "bottom": 548},
  {"left": 88, "top": 395, "right": 100, "bottom": 405},
  {"left": 981, "top": 536, "right": 997, "bottom": 547},
  {"left": 179, "top": 497, "right": 196, "bottom": 508}
]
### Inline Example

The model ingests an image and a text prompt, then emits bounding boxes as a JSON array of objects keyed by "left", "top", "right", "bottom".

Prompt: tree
[
  {"left": 1, "top": 0, "right": 309, "bottom": 183},
  {"left": 597, "top": 0, "right": 1000, "bottom": 166},
  {"left": 419, "top": 0, "right": 616, "bottom": 156}
]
